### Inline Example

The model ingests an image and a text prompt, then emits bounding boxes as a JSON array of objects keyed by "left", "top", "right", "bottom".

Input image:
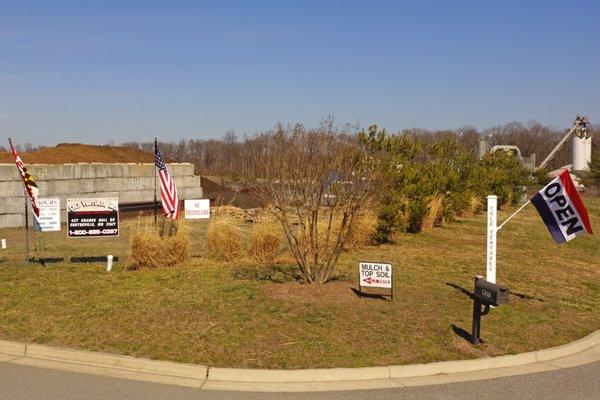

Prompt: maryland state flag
[
  {"left": 8, "top": 139, "right": 40, "bottom": 218},
  {"left": 531, "top": 169, "right": 593, "bottom": 244}
]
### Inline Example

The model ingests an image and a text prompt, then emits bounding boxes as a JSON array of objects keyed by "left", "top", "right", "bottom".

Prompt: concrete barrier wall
[{"left": 0, "top": 163, "right": 203, "bottom": 228}]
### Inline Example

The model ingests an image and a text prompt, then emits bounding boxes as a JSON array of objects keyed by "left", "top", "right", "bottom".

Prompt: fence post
[{"left": 24, "top": 195, "right": 29, "bottom": 263}]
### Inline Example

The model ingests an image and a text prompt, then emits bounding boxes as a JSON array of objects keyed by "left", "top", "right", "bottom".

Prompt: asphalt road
[{"left": 1, "top": 361, "right": 599, "bottom": 400}]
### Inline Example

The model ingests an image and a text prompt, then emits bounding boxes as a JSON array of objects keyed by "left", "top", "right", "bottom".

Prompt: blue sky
[{"left": 1, "top": 1, "right": 599, "bottom": 146}]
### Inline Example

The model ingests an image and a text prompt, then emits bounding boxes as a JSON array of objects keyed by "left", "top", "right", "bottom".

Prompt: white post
[
  {"left": 1, "top": 239, "right": 6, "bottom": 250},
  {"left": 486, "top": 195, "right": 497, "bottom": 283},
  {"left": 106, "top": 255, "right": 113, "bottom": 272}
]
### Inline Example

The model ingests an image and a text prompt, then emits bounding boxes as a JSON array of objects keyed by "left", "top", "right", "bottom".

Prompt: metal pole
[
  {"left": 24, "top": 195, "right": 29, "bottom": 263},
  {"left": 497, "top": 200, "right": 531, "bottom": 231},
  {"left": 471, "top": 276, "right": 481, "bottom": 344},
  {"left": 486, "top": 195, "right": 497, "bottom": 283},
  {"left": 471, "top": 300, "right": 481, "bottom": 344},
  {"left": 154, "top": 137, "right": 158, "bottom": 226}
]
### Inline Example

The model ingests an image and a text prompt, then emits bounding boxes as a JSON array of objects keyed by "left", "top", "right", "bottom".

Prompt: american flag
[{"left": 155, "top": 143, "right": 180, "bottom": 219}]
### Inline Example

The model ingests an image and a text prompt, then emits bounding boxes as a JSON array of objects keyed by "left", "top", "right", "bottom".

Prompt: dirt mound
[
  {"left": 201, "top": 177, "right": 264, "bottom": 209},
  {"left": 0, "top": 143, "right": 158, "bottom": 164}
]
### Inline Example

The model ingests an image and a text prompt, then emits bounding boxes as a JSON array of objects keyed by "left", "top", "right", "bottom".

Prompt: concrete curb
[
  {"left": 0, "top": 330, "right": 598, "bottom": 392},
  {"left": 0, "top": 340, "right": 26, "bottom": 356}
]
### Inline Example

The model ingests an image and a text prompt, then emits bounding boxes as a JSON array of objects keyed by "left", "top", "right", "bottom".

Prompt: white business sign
[
  {"left": 359, "top": 262, "right": 392, "bottom": 288},
  {"left": 184, "top": 199, "right": 210, "bottom": 219},
  {"left": 34, "top": 198, "right": 61, "bottom": 232}
]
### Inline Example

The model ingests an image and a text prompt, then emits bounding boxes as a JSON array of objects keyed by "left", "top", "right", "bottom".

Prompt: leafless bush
[{"left": 243, "top": 121, "right": 378, "bottom": 283}]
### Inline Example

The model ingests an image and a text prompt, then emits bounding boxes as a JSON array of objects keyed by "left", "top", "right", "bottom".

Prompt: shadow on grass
[
  {"left": 446, "top": 282, "right": 474, "bottom": 299},
  {"left": 350, "top": 287, "right": 391, "bottom": 302},
  {"left": 446, "top": 282, "right": 544, "bottom": 302},
  {"left": 450, "top": 324, "right": 473, "bottom": 343},
  {"left": 27, "top": 257, "right": 65, "bottom": 267},
  {"left": 509, "top": 290, "right": 544, "bottom": 302},
  {"left": 232, "top": 263, "right": 300, "bottom": 283}
]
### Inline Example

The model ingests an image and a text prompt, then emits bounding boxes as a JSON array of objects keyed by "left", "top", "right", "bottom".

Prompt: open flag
[
  {"left": 531, "top": 169, "right": 593, "bottom": 244},
  {"left": 8, "top": 139, "right": 40, "bottom": 218},
  {"left": 154, "top": 141, "right": 180, "bottom": 220}
]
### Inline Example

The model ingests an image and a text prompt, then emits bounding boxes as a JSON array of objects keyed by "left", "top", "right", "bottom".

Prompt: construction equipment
[{"left": 537, "top": 115, "right": 591, "bottom": 171}]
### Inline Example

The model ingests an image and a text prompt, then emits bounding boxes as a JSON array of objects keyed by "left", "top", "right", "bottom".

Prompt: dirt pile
[
  {"left": 202, "top": 177, "right": 264, "bottom": 209},
  {"left": 0, "top": 143, "right": 158, "bottom": 164}
]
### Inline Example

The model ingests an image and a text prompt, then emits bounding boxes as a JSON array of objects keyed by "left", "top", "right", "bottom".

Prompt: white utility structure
[{"left": 538, "top": 115, "right": 592, "bottom": 172}]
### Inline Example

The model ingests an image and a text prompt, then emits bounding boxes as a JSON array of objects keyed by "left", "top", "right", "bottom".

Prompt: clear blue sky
[{"left": 2, "top": 1, "right": 599, "bottom": 146}]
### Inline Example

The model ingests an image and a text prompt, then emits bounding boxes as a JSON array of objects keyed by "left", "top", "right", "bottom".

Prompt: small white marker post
[
  {"left": 486, "top": 195, "right": 497, "bottom": 284},
  {"left": 106, "top": 255, "right": 113, "bottom": 272},
  {"left": 1, "top": 239, "right": 6, "bottom": 250}
]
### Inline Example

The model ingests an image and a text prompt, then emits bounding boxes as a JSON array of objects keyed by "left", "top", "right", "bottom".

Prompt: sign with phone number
[{"left": 67, "top": 197, "right": 119, "bottom": 238}]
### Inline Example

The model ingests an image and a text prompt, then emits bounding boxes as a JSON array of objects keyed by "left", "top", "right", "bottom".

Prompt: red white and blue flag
[
  {"left": 155, "top": 143, "right": 180, "bottom": 220},
  {"left": 531, "top": 170, "right": 593, "bottom": 244}
]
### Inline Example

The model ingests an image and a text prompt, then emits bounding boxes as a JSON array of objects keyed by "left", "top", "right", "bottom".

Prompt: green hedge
[{"left": 359, "top": 125, "right": 532, "bottom": 241}]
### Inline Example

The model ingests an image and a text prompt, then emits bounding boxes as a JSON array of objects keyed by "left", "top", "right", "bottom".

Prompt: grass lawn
[{"left": 0, "top": 197, "right": 598, "bottom": 369}]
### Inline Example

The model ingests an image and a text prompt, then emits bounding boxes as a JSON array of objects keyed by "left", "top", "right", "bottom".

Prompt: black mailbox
[{"left": 474, "top": 277, "right": 509, "bottom": 307}]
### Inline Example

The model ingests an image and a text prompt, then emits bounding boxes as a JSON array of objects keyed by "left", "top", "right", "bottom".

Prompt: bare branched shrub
[
  {"left": 243, "top": 121, "right": 377, "bottom": 284},
  {"left": 129, "top": 222, "right": 189, "bottom": 269},
  {"left": 204, "top": 216, "right": 244, "bottom": 261}
]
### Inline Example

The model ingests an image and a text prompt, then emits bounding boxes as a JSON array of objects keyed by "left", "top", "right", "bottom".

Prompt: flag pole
[
  {"left": 9, "top": 138, "right": 29, "bottom": 263},
  {"left": 24, "top": 185, "right": 29, "bottom": 263},
  {"left": 154, "top": 137, "right": 158, "bottom": 226},
  {"left": 497, "top": 200, "right": 531, "bottom": 231}
]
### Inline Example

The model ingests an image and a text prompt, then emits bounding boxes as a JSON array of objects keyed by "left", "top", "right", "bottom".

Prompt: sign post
[
  {"left": 486, "top": 195, "right": 497, "bottom": 283},
  {"left": 358, "top": 261, "right": 393, "bottom": 301}
]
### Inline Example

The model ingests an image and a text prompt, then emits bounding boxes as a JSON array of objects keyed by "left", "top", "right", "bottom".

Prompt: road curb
[
  {"left": 25, "top": 344, "right": 208, "bottom": 380},
  {"left": 0, "top": 340, "right": 26, "bottom": 356},
  {"left": 0, "top": 330, "right": 598, "bottom": 391}
]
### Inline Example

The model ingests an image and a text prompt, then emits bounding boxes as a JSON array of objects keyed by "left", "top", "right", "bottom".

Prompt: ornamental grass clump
[
  {"left": 204, "top": 216, "right": 244, "bottom": 261},
  {"left": 129, "top": 221, "right": 189, "bottom": 270},
  {"left": 343, "top": 212, "right": 377, "bottom": 253},
  {"left": 247, "top": 219, "right": 281, "bottom": 263}
]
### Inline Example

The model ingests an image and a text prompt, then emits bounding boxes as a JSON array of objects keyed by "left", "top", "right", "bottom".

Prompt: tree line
[{"left": 118, "top": 120, "right": 599, "bottom": 177}]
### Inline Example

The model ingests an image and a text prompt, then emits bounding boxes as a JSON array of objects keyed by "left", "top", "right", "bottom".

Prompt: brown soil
[{"left": 0, "top": 143, "right": 158, "bottom": 164}]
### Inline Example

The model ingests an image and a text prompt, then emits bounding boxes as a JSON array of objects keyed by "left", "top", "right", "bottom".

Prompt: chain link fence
[{"left": 0, "top": 192, "right": 213, "bottom": 268}]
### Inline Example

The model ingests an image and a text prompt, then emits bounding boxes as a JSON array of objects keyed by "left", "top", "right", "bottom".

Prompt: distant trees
[{"left": 582, "top": 151, "right": 600, "bottom": 188}]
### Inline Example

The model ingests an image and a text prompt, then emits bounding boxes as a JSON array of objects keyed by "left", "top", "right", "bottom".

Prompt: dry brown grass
[
  {"left": 247, "top": 219, "right": 282, "bottom": 263},
  {"left": 465, "top": 195, "right": 483, "bottom": 217},
  {"left": 204, "top": 216, "right": 244, "bottom": 261},
  {"left": 422, "top": 196, "right": 444, "bottom": 230},
  {"left": 129, "top": 221, "right": 189, "bottom": 269},
  {"left": 344, "top": 212, "right": 377, "bottom": 253},
  {"left": 210, "top": 205, "right": 247, "bottom": 221},
  {"left": 0, "top": 197, "right": 598, "bottom": 369}
]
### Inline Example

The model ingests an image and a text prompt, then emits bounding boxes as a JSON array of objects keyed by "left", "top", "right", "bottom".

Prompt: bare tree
[{"left": 245, "top": 122, "right": 377, "bottom": 284}]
